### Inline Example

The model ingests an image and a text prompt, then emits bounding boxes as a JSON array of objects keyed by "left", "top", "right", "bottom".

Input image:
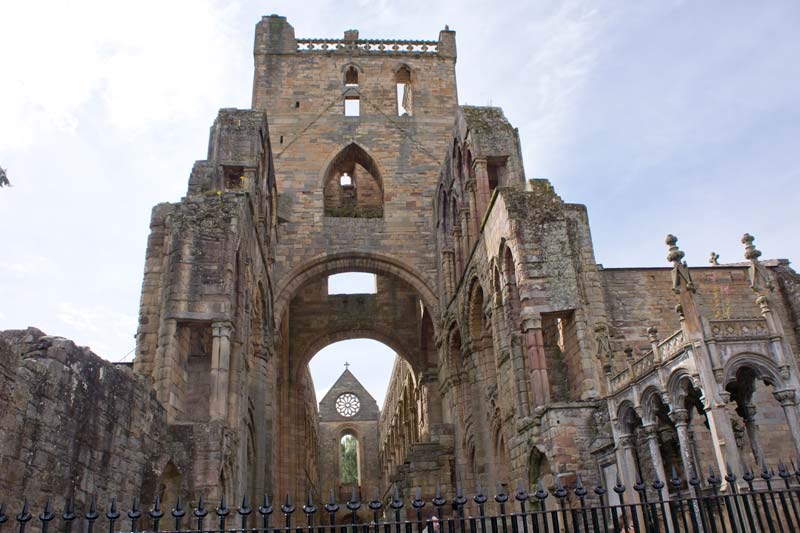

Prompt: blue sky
[{"left": 1, "top": 1, "right": 798, "bottom": 406}]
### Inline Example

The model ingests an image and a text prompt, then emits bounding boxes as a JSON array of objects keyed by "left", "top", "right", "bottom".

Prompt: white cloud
[{"left": 0, "top": 0, "right": 245, "bottom": 149}]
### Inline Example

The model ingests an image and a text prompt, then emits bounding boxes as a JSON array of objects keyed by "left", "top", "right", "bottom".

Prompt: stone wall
[{"left": 0, "top": 329, "right": 166, "bottom": 513}]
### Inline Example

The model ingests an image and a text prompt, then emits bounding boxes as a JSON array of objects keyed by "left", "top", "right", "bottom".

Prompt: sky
[{"left": 1, "top": 1, "right": 798, "bottom": 407}]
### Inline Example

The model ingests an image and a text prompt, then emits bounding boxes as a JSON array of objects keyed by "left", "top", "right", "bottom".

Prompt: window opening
[
  {"left": 224, "top": 166, "right": 244, "bottom": 190},
  {"left": 340, "top": 434, "right": 360, "bottom": 484},
  {"left": 339, "top": 172, "right": 353, "bottom": 187},
  {"left": 488, "top": 164, "right": 499, "bottom": 192},
  {"left": 344, "top": 97, "right": 360, "bottom": 117},
  {"left": 345, "top": 66, "right": 359, "bottom": 86},
  {"left": 328, "top": 272, "right": 377, "bottom": 294},
  {"left": 395, "top": 66, "right": 411, "bottom": 116},
  {"left": 295, "top": 101, "right": 300, "bottom": 108},
  {"left": 279, "top": 135, "right": 284, "bottom": 144}
]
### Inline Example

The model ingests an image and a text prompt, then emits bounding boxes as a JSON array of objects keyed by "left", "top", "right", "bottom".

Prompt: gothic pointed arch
[{"left": 323, "top": 143, "right": 384, "bottom": 218}]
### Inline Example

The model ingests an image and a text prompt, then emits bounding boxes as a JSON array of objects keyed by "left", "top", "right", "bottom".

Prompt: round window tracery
[{"left": 335, "top": 393, "right": 361, "bottom": 417}]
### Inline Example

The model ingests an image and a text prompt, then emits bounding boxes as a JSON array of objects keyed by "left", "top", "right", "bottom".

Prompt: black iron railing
[{"left": 3, "top": 463, "right": 800, "bottom": 533}]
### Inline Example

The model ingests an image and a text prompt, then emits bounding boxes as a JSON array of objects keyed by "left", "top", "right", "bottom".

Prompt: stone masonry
[{"left": 2, "top": 14, "right": 800, "bottom": 519}]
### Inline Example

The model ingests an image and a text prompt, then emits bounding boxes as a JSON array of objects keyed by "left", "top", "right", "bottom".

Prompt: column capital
[
  {"left": 740, "top": 403, "right": 758, "bottom": 421},
  {"left": 521, "top": 316, "right": 542, "bottom": 331},
  {"left": 212, "top": 321, "right": 233, "bottom": 337},
  {"left": 669, "top": 408, "right": 690, "bottom": 426},
  {"left": 618, "top": 434, "right": 636, "bottom": 449},
  {"left": 641, "top": 424, "right": 660, "bottom": 440},
  {"left": 774, "top": 389, "right": 797, "bottom": 406}
]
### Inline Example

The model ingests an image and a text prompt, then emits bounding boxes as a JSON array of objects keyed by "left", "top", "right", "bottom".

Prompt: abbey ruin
[{"left": 2, "top": 15, "right": 800, "bottom": 517}]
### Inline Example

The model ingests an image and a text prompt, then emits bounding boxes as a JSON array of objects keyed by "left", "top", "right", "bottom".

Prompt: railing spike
[
  {"left": 614, "top": 472, "right": 626, "bottom": 494},
  {"left": 324, "top": 490, "right": 339, "bottom": 514},
  {"left": 63, "top": 495, "right": 76, "bottom": 521},
  {"left": 16, "top": 500, "right": 31, "bottom": 523},
  {"left": 240, "top": 495, "right": 251, "bottom": 514},
  {"left": 173, "top": 496, "right": 185, "bottom": 519},
  {"left": 389, "top": 485, "right": 403, "bottom": 510},
  {"left": 436, "top": 484, "right": 442, "bottom": 499},
  {"left": 258, "top": 494, "right": 273, "bottom": 515},
  {"left": 743, "top": 464, "right": 755, "bottom": 483},
  {"left": 412, "top": 487, "right": 426, "bottom": 509},
  {"left": 281, "top": 493, "right": 296, "bottom": 514},
  {"left": 106, "top": 497, "right": 120, "bottom": 521},
  {"left": 39, "top": 499, "right": 54, "bottom": 522},
  {"left": 368, "top": 490, "right": 382, "bottom": 512},
  {"left": 303, "top": 493, "right": 317, "bottom": 515},
  {"left": 516, "top": 480, "right": 528, "bottom": 501},
  {"left": 534, "top": 479, "right": 548, "bottom": 501},
  {"left": 669, "top": 464, "right": 682, "bottom": 489},
  {"left": 778, "top": 462, "right": 790, "bottom": 479},
  {"left": 574, "top": 474, "right": 587, "bottom": 498},
  {"left": 217, "top": 496, "right": 230, "bottom": 517},
  {"left": 194, "top": 496, "right": 208, "bottom": 519},
  {"left": 633, "top": 472, "right": 645, "bottom": 492}
]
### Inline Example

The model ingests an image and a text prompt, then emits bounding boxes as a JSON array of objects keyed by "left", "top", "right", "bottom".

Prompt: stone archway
[{"left": 272, "top": 252, "right": 445, "bottom": 501}]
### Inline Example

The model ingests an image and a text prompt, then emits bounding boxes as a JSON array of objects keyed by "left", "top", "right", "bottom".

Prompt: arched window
[
  {"left": 340, "top": 433, "right": 360, "bottom": 484},
  {"left": 323, "top": 144, "right": 383, "bottom": 218},
  {"left": 157, "top": 462, "right": 181, "bottom": 505},
  {"left": 345, "top": 66, "right": 359, "bottom": 86},
  {"left": 395, "top": 65, "right": 412, "bottom": 116}
]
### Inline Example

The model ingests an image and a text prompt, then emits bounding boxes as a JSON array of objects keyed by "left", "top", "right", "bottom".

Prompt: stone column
[
  {"left": 210, "top": 321, "right": 232, "bottom": 421},
  {"left": 703, "top": 404, "right": 744, "bottom": 483},
  {"left": 522, "top": 318, "right": 550, "bottom": 408},
  {"left": 619, "top": 434, "right": 640, "bottom": 488},
  {"left": 510, "top": 335, "right": 531, "bottom": 418},
  {"left": 774, "top": 390, "right": 800, "bottom": 459},
  {"left": 740, "top": 403, "right": 765, "bottom": 465},
  {"left": 465, "top": 180, "right": 480, "bottom": 249},
  {"left": 643, "top": 424, "right": 669, "bottom": 491},
  {"left": 670, "top": 409, "right": 696, "bottom": 485},
  {"left": 442, "top": 250, "right": 455, "bottom": 297},
  {"left": 473, "top": 158, "right": 491, "bottom": 218},
  {"left": 453, "top": 227, "right": 463, "bottom": 276}
]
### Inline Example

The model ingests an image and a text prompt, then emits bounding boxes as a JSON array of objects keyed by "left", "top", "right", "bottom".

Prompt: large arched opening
[{"left": 271, "top": 254, "right": 446, "bottom": 501}]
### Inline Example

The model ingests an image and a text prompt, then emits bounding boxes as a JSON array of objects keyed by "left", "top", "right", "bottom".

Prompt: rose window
[{"left": 335, "top": 393, "right": 361, "bottom": 417}]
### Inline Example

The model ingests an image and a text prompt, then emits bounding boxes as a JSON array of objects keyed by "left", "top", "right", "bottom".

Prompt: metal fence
[{"left": 3, "top": 463, "right": 800, "bottom": 533}]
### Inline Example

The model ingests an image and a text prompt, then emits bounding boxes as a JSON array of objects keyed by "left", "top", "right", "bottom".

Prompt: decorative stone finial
[
  {"left": 756, "top": 295, "right": 770, "bottom": 313},
  {"left": 665, "top": 234, "right": 684, "bottom": 263},
  {"left": 742, "top": 233, "right": 761, "bottom": 261},
  {"left": 742, "top": 233, "right": 774, "bottom": 293},
  {"left": 675, "top": 303, "right": 685, "bottom": 320},
  {"left": 709, "top": 252, "right": 720, "bottom": 265},
  {"left": 647, "top": 326, "right": 659, "bottom": 343},
  {"left": 665, "top": 234, "right": 695, "bottom": 293},
  {"left": 624, "top": 346, "right": 634, "bottom": 365}
]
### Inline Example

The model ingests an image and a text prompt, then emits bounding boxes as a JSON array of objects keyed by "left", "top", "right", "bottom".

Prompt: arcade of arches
[{"left": 3, "top": 14, "right": 800, "bottom": 516}]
